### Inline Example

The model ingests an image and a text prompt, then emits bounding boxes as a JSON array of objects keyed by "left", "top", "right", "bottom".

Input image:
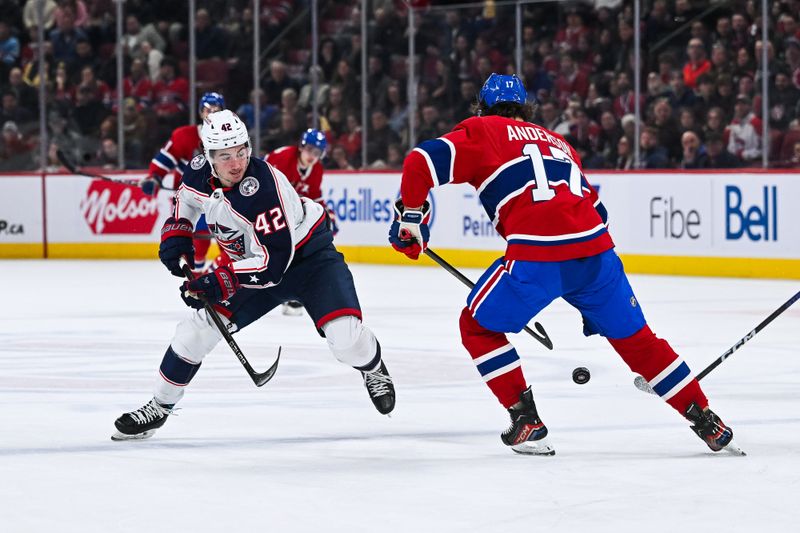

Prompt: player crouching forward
[
  {"left": 113, "top": 110, "right": 394, "bottom": 441},
  {"left": 389, "top": 73, "right": 741, "bottom": 456}
]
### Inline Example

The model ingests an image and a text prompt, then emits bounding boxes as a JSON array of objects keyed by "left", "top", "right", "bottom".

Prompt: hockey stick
[
  {"left": 423, "top": 248, "right": 554, "bottom": 350},
  {"left": 56, "top": 149, "right": 176, "bottom": 190},
  {"left": 634, "top": 289, "right": 800, "bottom": 394},
  {"left": 179, "top": 257, "right": 280, "bottom": 387}
]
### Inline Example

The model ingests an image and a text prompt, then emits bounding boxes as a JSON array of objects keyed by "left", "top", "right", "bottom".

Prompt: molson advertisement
[
  {"left": 80, "top": 179, "right": 161, "bottom": 235},
  {"left": 44, "top": 173, "right": 172, "bottom": 257}
]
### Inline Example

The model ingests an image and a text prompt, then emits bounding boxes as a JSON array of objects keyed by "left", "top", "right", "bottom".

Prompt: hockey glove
[
  {"left": 388, "top": 199, "right": 431, "bottom": 260},
  {"left": 140, "top": 175, "right": 163, "bottom": 196},
  {"left": 182, "top": 265, "right": 240, "bottom": 305},
  {"left": 180, "top": 285, "right": 205, "bottom": 310},
  {"left": 159, "top": 217, "right": 194, "bottom": 277}
]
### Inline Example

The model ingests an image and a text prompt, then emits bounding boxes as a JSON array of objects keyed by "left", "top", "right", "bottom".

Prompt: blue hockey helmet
[
  {"left": 199, "top": 92, "right": 226, "bottom": 114},
  {"left": 300, "top": 128, "right": 327, "bottom": 154},
  {"left": 479, "top": 73, "right": 527, "bottom": 108}
]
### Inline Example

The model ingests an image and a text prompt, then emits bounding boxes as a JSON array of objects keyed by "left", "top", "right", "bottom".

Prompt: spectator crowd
[{"left": 1, "top": 0, "right": 800, "bottom": 171}]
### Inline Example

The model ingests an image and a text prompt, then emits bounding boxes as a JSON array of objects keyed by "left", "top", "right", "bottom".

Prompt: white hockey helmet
[{"left": 201, "top": 110, "right": 250, "bottom": 173}]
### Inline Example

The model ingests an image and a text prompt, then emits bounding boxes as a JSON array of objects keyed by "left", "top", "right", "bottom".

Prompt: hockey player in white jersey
[{"left": 112, "top": 110, "right": 395, "bottom": 440}]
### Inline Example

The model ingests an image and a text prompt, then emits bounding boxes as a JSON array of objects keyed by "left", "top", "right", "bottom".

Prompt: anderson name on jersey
[
  {"left": 401, "top": 115, "right": 612, "bottom": 262},
  {"left": 174, "top": 155, "right": 327, "bottom": 288}
]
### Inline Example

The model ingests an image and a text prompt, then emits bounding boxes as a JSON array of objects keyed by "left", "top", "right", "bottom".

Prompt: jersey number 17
[{"left": 523, "top": 144, "right": 585, "bottom": 202}]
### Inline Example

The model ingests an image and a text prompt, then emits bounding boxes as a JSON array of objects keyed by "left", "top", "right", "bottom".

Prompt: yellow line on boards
[
  {"left": 47, "top": 243, "right": 160, "bottom": 259},
  {"left": 2, "top": 243, "right": 797, "bottom": 279},
  {"left": 0, "top": 243, "right": 45, "bottom": 258},
  {"left": 618, "top": 254, "right": 800, "bottom": 280},
  {"left": 336, "top": 246, "right": 800, "bottom": 280}
]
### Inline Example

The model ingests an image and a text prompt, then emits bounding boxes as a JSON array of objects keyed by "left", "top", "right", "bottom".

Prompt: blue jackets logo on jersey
[
  {"left": 239, "top": 177, "right": 260, "bottom": 197},
  {"left": 208, "top": 222, "right": 238, "bottom": 240},
  {"left": 220, "top": 235, "right": 246, "bottom": 258},
  {"left": 190, "top": 154, "right": 206, "bottom": 170}
]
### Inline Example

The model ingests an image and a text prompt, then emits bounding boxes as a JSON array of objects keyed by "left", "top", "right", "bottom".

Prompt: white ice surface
[{"left": 0, "top": 260, "right": 798, "bottom": 533}]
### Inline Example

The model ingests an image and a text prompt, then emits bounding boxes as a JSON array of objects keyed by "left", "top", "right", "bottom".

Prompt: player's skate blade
[
  {"left": 111, "top": 429, "right": 157, "bottom": 441},
  {"left": 721, "top": 439, "right": 746, "bottom": 456},
  {"left": 510, "top": 435, "right": 556, "bottom": 456}
]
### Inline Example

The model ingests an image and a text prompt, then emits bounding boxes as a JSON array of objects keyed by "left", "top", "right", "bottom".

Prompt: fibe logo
[
  {"left": 649, "top": 196, "right": 701, "bottom": 239},
  {"left": 725, "top": 185, "right": 777, "bottom": 241}
]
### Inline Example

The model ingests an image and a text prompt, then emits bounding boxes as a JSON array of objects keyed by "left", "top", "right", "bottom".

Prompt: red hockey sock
[
  {"left": 608, "top": 325, "right": 708, "bottom": 415},
  {"left": 193, "top": 232, "right": 212, "bottom": 268},
  {"left": 459, "top": 308, "right": 527, "bottom": 408}
]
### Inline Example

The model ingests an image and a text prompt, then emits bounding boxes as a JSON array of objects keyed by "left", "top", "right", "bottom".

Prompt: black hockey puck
[{"left": 572, "top": 367, "right": 591, "bottom": 385}]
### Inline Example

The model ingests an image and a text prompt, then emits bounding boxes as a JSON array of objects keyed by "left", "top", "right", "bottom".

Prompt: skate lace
[
  {"left": 701, "top": 418, "right": 727, "bottom": 439},
  {"left": 130, "top": 400, "right": 171, "bottom": 424},
  {"left": 503, "top": 406, "right": 539, "bottom": 438},
  {"left": 364, "top": 369, "right": 393, "bottom": 397}
]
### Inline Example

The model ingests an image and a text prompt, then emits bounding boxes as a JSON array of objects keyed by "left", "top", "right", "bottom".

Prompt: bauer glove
[
  {"left": 182, "top": 265, "right": 240, "bottom": 305},
  {"left": 159, "top": 217, "right": 194, "bottom": 277},
  {"left": 388, "top": 199, "right": 431, "bottom": 260}
]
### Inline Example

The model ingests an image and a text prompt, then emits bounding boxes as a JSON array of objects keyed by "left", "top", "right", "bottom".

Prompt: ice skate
[
  {"left": 282, "top": 300, "right": 304, "bottom": 316},
  {"left": 112, "top": 398, "right": 173, "bottom": 441},
  {"left": 362, "top": 360, "right": 395, "bottom": 415},
  {"left": 685, "top": 403, "right": 745, "bottom": 456},
  {"left": 501, "top": 387, "right": 555, "bottom": 456}
]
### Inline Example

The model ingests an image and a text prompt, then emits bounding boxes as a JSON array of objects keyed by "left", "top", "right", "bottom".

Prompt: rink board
[{"left": 0, "top": 170, "right": 798, "bottom": 278}]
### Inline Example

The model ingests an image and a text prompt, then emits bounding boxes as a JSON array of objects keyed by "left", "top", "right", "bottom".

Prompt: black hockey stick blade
[
  {"left": 253, "top": 347, "right": 280, "bottom": 387},
  {"left": 529, "top": 322, "right": 553, "bottom": 350},
  {"left": 634, "top": 289, "right": 800, "bottom": 395},
  {"left": 423, "top": 248, "right": 553, "bottom": 350}
]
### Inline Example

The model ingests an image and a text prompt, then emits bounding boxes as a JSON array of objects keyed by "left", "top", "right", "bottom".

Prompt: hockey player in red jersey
[
  {"left": 265, "top": 128, "right": 337, "bottom": 315},
  {"left": 140, "top": 92, "right": 226, "bottom": 270},
  {"left": 389, "top": 73, "right": 742, "bottom": 456},
  {"left": 112, "top": 110, "right": 395, "bottom": 441}
]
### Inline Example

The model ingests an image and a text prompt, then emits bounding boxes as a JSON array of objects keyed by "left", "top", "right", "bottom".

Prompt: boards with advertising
[
  {"left": 0, "top": 170, "right": 797, "bottom": 279},
  {"left": 0, "top": 175, "right": 44, "bottom": 257}
]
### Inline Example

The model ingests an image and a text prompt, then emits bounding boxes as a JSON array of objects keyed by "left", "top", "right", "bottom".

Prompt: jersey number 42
[{"left": 254, "top": 207, "right": 286, "bottom": 235}]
